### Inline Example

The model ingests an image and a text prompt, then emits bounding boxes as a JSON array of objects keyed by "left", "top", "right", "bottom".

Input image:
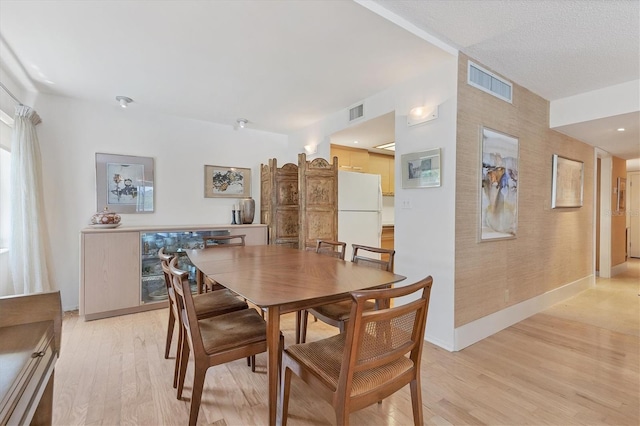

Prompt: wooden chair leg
[
  {"left": 173, "top": 325, "right": 184, "bottom": 388},
  {"left": 300, "top": 310, "right": 309, "bottom": 343},
  {"left": 177, "top": 339, "right": 190, "bottom": 399},
  {"left": 165, "top": 308, "right": 175, "bottom": 359},
  {"left": 410, "top": 377, "right": 423, "bottom": 426},
  {"left": 295, "top": 310, "right": 302, "bottom": 344},
  {"left": 279, "top": 366, "right": 292, "bottom": 426},
  {"left": 188, "top": 365, "right": 206, "bottom": 426},
  {"left": 335, "top": 406, "right": 350, "bottom": 426},
  {"left": 251, "top": 355, "right": 256, "bottom": 372}
]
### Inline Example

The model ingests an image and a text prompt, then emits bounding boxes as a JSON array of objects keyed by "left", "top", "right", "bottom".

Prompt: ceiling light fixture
[
  {"left": 617, "top": 128, "right": 625, "bottom": 132},
  {"left": 237, "top": 118, "right": 248, "bottom": 129},
  {"left": 116, "top": 96, "right": 133, "bottom": 108}
]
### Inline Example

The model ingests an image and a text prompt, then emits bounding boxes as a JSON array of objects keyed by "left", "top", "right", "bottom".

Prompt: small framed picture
[
  {"left": 204, "top": 165, "right": 251, "bottom": 198},
  {"left": 617, "top": 177, "right": 626, "bottom": 213},
  {"left": 96, "top": 153, "right": 154, "bottom": 213},
  {"left": 551, "top": 154, "right": 584, "bottom": 208},
  {"left": 401, "top": 148, "right": 441, "bottom": 188}
]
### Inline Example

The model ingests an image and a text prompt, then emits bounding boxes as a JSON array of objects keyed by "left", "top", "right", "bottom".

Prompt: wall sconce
[
  {"left": 116, "top": 96, "right": 133, "bottom": 108},
  {"left": 304, "top": 144, "right": 317, "bottom": 155},
  {"left": 407, "top": 105, "right": 438, "bottom": 126}
]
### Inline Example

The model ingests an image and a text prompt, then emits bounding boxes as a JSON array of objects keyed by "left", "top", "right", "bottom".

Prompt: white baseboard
[
  {"left": 453, "top": 274, "right": 594, "bottom": 351},
  {"left": 611, "top": 262, "right": 628, "bottom": 277},
  {"left": 425, "top": 333, "right": 455, "bottom": 352}
]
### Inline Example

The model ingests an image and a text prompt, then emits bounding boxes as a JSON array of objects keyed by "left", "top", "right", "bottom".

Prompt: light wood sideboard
[
  {"left": 80, "top": 224, "right": 267, "bottom": 320},
  {"left": 0, "top": 291, "right": 62, "bottom": 426}
]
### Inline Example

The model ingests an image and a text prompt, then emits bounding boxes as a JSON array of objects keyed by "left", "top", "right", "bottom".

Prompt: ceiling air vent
[
  {"left": 349, "top": 103, "right": 364, "bottom": 122},
  {"left": 468, "top": 61, "right": 513, "bottom": 103}
]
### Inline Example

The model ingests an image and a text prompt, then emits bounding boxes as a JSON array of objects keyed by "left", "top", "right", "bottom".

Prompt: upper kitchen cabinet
[
  {"left": 330, "top": 145, "right": 369, "bottom": 173},
  {"left": 368, "top": 152, "right": 395, "bottom": 195}
]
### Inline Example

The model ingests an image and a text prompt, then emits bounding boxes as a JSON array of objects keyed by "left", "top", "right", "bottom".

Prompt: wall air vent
[
  {"left": 349, "top": 103, "right": 364, "bottom": 122},
  {"left": 468, "top": 61, "right": 513, "bottom": 103}
]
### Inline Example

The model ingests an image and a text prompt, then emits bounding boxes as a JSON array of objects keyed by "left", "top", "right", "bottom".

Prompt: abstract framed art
[{"left": 480, "top": 127, "right": 519, "bottom": 241}]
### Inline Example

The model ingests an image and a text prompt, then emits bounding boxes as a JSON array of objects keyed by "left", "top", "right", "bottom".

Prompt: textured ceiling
[
  {"left": 375, "top": 0, "right": 640, "bottom": 100},
  {"left": 371, "top": 0, "right": 640, "bottom": 160}
]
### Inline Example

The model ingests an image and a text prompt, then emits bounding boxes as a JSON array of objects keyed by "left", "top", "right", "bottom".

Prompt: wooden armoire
[{"left": 260, "top": 154, "right": 338, "bottom": 249}]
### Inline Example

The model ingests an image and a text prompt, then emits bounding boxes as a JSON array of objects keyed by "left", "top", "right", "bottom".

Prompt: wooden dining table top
[{"left": 185, "top": 245, "right": 406, "bottom": 311}]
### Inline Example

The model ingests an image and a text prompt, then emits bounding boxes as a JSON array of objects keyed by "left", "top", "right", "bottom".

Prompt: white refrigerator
[{"left": 338, "top": 171, "right": 382, "bottom": 261}]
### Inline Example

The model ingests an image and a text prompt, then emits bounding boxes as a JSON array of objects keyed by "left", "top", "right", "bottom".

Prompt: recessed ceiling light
[
  {"left": 353, "top": 140, "right": 359, "bottom": 144},
  {"left": 617, "top": 128, "right": 625, "bottom": 132}
]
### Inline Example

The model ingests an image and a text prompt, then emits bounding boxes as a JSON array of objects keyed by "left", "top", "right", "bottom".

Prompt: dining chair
[
  {"left": 169, "top": 257, "right": 282, "bottom": 426},
  {"left": 296, "top": 240, "right": 347, "bottom": 343},
  {"left": 280, "top": 276, "right": 433, "bottom": 426},
  {"left": 299, "top": 244, "right": 395, "bottom": 344},
  {"left": 200, "top": 234, "right": 246, "bottom": 292},
  {"left": 304, "top": 239, "right": 347, "bottom": 259},
  {"left": 158, "top": 248, "right": 249, "bottom": 388}
]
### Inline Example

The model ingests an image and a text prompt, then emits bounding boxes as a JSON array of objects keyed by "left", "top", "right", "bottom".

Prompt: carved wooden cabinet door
[
  {"left": 261, "top": 159, "right": 299, "bottom": 247},
  {"left": 298, "top": 153, "right": 338, "bottom": 250}
]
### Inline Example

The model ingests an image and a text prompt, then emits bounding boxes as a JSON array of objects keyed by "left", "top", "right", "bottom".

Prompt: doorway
[
  {"left": 629, "top": 171, "right": 640, "bottom": 258},
  {"left": 596, "top": 150, "right": 612, "bottom": 278},
  {"left": 329, "top": 111, "right": 396, "bottom": 258}
]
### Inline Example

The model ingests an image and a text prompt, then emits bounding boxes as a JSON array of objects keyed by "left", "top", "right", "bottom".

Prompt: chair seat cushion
[
  {"left": 310, "top": 300, "right": 375, "bottom": 322},
  {"left": 285, "top": 333, "right": 413, "bottom": 397},
  {"left": 193, "top": 289, "right": 248, "bottom": 319},
  {"left": 198, "top": 308, "right": 267, "bottom": 354}
]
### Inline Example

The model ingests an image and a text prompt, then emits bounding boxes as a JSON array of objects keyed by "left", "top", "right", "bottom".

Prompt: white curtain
[{"left": 9, "top": 105, "right": 53, "bottom": 295}]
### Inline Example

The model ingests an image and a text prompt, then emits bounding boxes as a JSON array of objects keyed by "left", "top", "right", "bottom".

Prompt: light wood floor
[{"left": 53, "top": 260, "right": 639, "bottom": 425}]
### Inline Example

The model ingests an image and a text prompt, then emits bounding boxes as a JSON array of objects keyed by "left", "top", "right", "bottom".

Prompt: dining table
[{"left": 186, "top": 244, "right": 406, "bottom": 426}]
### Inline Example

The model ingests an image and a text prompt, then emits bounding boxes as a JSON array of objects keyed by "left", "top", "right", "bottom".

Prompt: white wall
[
  {"left": 32, "top": 94, "right": 293, "bottom": 310},
  {"left": 290, "top": 56, "right": 459, "bottom": 349},
  {"left": 549, "top": 80, "right": 640, "bottom": 127}
]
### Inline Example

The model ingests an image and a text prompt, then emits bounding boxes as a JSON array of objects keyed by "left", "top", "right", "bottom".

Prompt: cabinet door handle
[{"left": 31, "top": 351, "right": 46, "bottom": 358}]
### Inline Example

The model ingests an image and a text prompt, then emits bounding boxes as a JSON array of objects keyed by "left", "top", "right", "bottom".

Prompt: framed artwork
[
  {"left": 401, "top": 148, "right": 441, "bottom": 188},
  {"left": 551, "top": 154, "right": 584, "bottom": 208},
  {"left": 96, "top": 153, "right": 154, "bottom": 213},
  {"left": 204, "top": 165, "right": 251, "bottom": 198},
  {"left": 480, "top": 127, "right": 519, "bottom": 241},
  {"left": 617, "top": 177, "right": 626, "bottom": 213}
]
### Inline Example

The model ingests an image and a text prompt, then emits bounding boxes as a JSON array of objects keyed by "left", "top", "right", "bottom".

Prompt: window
[{"left": 0, "top": 113, "right": 12, "bottom": 250}]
